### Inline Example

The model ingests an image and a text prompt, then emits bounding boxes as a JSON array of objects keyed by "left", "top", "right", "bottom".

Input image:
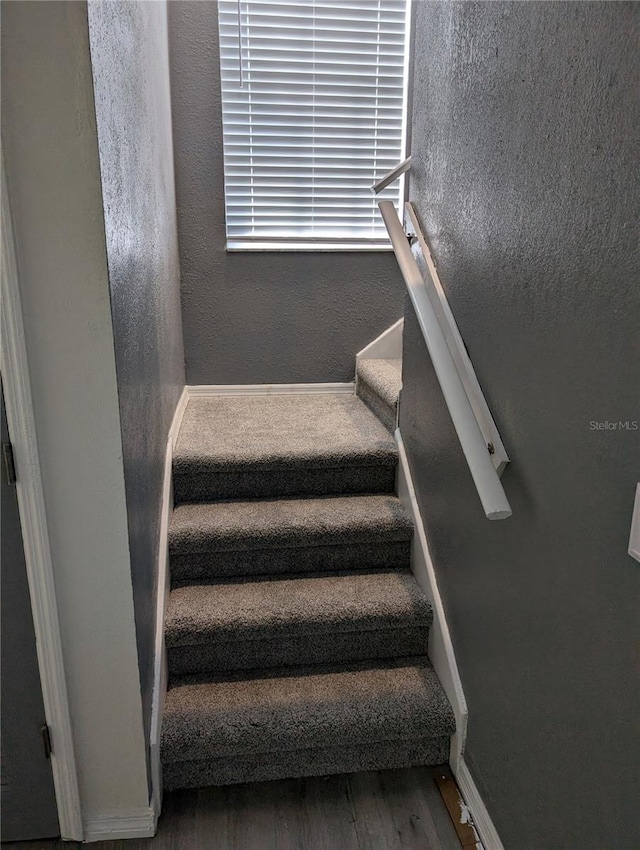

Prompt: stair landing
[{"left": 173, "top": 393, "right": 397, "bottom": 501}]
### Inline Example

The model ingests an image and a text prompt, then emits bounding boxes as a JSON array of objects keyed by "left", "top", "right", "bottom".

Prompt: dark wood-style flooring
[{"left": 3, "top": 767, "right": 463, "bottom": 850}]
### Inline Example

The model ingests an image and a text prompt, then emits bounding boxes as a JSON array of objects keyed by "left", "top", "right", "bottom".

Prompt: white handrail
[
  {"left": 378, "top": 200, "right": 512, "bottom": 520},
  {"left": 371, "top": 155, "right": 412, "bottom": 195},
  {"left": 404, "top": 202, "right": 509, "bottom": 475}
]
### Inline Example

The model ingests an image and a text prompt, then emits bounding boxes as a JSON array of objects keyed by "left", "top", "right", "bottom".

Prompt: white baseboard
[
  {"left": 168, "top": 385, "right": 189, "bottom": 448},
  {"left": 356, "top": 318, "right": 404, "bottom": 361},
  {"left": 187, "top": 382, "right": 354, "bottom": 397},
  {"left": 454, "top": 759, "right": 505, "bottom": 850},
  {"left": 83, "top": 807, "right": 156, "bottom": 843},
  {"left": 395, "top": 429, "right": 503, "bottom": 850},
  {"left": 149, "top": 386, "right": 188, "bottom": 820},
  {"left": 394, "top": 429, "right": 468, "bottom": 769}
]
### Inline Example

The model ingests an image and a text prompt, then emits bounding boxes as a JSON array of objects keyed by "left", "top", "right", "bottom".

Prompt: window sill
[{"left": 225, "top": 241, "right": 394, "bottom": 253}]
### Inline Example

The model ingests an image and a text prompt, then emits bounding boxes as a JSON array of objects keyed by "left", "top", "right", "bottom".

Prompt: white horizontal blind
[{"left": 218, "top": 0, "right": 408, "bottom": 245}]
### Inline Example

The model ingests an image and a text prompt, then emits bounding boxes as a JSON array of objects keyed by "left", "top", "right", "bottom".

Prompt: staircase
[
  {"left": 161, "top": 382, "right": 454, "bottom": 791},
  {"left": 356, "top": 357, "right": 402, "bottom": 432}
]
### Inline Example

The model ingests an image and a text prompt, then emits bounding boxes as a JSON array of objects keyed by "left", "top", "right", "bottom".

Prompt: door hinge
[
  {"left": 2, "top": 442, "right": 16, "bottom": 485},
  {"left": 41, "top": 724, "right": 52, "bottom": 759}
]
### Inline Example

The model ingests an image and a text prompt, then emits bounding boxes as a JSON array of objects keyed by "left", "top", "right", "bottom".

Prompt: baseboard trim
[
  {"left": 83, "top": 807, "right": 156, "bottom": 843},
  {"left": 394, "top": 429, "right": 468, "bottom": 769},
  {"left": 168, "top": 385, "right": 189, "bottom": 448},
  {"left": 454, "top": 760, "right": 505, "bottom": 850},
  {"left": 187, "top": 382, "right": 354, "bottom": 397},
  {"left": 149, "top": 386, "right": 188, "bottom": 820}
]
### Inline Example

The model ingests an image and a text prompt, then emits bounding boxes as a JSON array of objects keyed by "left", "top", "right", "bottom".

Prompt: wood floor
[{"left": 4, "top": 767, "right": 463, "bottom": 850}]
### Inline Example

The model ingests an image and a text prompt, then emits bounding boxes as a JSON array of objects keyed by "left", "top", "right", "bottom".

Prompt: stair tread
[
  {"left": 165, "top": 571, "right": 431, "bottom": 647},
  {"left": 174, "top": 394, "right": 397, "bottom": 473},
  {"left": 357, "top": 358, "right": 402, "bottom": 410},
  {"left": 169, "top": 493, "right": 413, "bottom": 554},
  {"left": 161, "top": 661, "right": 455, "bottom": 763}
]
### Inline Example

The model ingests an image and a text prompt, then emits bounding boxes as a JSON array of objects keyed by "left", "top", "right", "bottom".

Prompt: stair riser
[
  {"left": 356, "top": 380, "right": 397, "bottom": 433},
  {"left": 173, "top": 464, "right": 396, "bottom": 503},
  {"left": 167, "top": 626, "right": 430, "bottom": 682},
  {"left": 162, "top": 737, "right": 451, "bottom": 791},
  {"left": 169, "top": 541, "right": 412, "bottom": 583}
]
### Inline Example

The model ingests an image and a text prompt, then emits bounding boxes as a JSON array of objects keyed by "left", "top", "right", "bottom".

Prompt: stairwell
[{"left": 161, "top": 365, "right": 455, "bottom": 791}]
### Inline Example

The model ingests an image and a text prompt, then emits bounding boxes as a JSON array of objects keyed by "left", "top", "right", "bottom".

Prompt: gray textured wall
[
  {"left": 167, "top": 0, "right": 404, "bottom": 385},
  {"left": 87, "top": 0, "right": 185, "bottom": 753},
  {"left": 401, "top": 2, "right": 639, "bottom": 848}
]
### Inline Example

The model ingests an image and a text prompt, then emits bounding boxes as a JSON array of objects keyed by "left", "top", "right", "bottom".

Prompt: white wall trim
[
  {"left": 168, "top": 386, "right": 189, "bottom": 449},
  {"left": 395, "top": 429, "right": 503, "bottom": 849},
  {"left": 356, "top": 318, "right": 404, "bottom": 361},
  {"left": 1, "top": 162, "right": 84, "bottom": 840},
  {"left": 394, "top": 429, "right": 468, "bottom": 768},
  {"left": 188, "top": 382, "right": 355, "bottom": 397},
  {"left": 83, "top": 807, "right": 156, "bottom": 843},
  {"left": 454, "top": 759, "right": 505, "bottom": 850},
  {"left": 149, "top": 386, "right": 188, "bottom": 819}
]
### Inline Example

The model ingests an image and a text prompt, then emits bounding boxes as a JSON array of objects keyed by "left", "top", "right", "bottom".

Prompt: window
[{"left": 218, "top": 0, "right": 409, "bottom": 249}]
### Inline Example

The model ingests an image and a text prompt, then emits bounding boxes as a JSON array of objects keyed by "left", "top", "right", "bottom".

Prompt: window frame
[{"left": 218, "top": 0, "right": 413, "bottom": 253}]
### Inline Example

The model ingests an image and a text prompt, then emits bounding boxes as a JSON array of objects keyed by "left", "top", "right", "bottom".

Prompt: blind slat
[
  {"left": 224, "top": 130, "right": 402, "bottom": 139},
  {"left": 219, "top": 47, "right": 405, "bottom": 60}
]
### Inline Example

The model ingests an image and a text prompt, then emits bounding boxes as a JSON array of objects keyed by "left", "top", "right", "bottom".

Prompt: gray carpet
[
  {"left": 166, "top": 571, "right": 430, "bottom": 643},
  {"left": 170, "top": 493, "right": 413, "bottom": 552},
  {"left": 169, "top": 493, "right": 413, "bottom": 582},
  {"left": 165, "top": 571, "right": 432, "bottom": 676},
  {"left": 356, "top": 359, "right": 402, "bottom": 432},
  {"left": 174, "top": 394, "right": 397, "bottom": 502},
  {"left": 162, "top": 737, "right": 452, "bottom": 791},
  {"left": 162, "top": 662, "right": 455, "bottom": 762},
  {"left": 167, "top": 627, "right": 433, "bottom": 680},
  {"left": 162, "top": 388, "right": 454, "bottom": 790},
  {"left": 170, "top": 541, "right": 413, "bottom": 584}
]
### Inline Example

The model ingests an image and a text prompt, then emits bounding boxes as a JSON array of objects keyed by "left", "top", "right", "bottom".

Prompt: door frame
[{"left": 1, "top": 160, "right": 84, "bottom": 841}]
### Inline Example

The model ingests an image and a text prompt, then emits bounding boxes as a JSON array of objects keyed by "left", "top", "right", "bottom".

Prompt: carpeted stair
[
  {"left": 169, "top": 493, "right": 413, "bottom": 583},
  {"left": 165, "top": 571, "right": 431, "bottom": 678},
  {"left": 161, "top": 392, "right": 454, "bottom": 791},
  {"left": 356, "top": 358, "right": 402, "bottom": 432},
  {"left": 173, "top": 394, "right": 398, "bottom": 501}
]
